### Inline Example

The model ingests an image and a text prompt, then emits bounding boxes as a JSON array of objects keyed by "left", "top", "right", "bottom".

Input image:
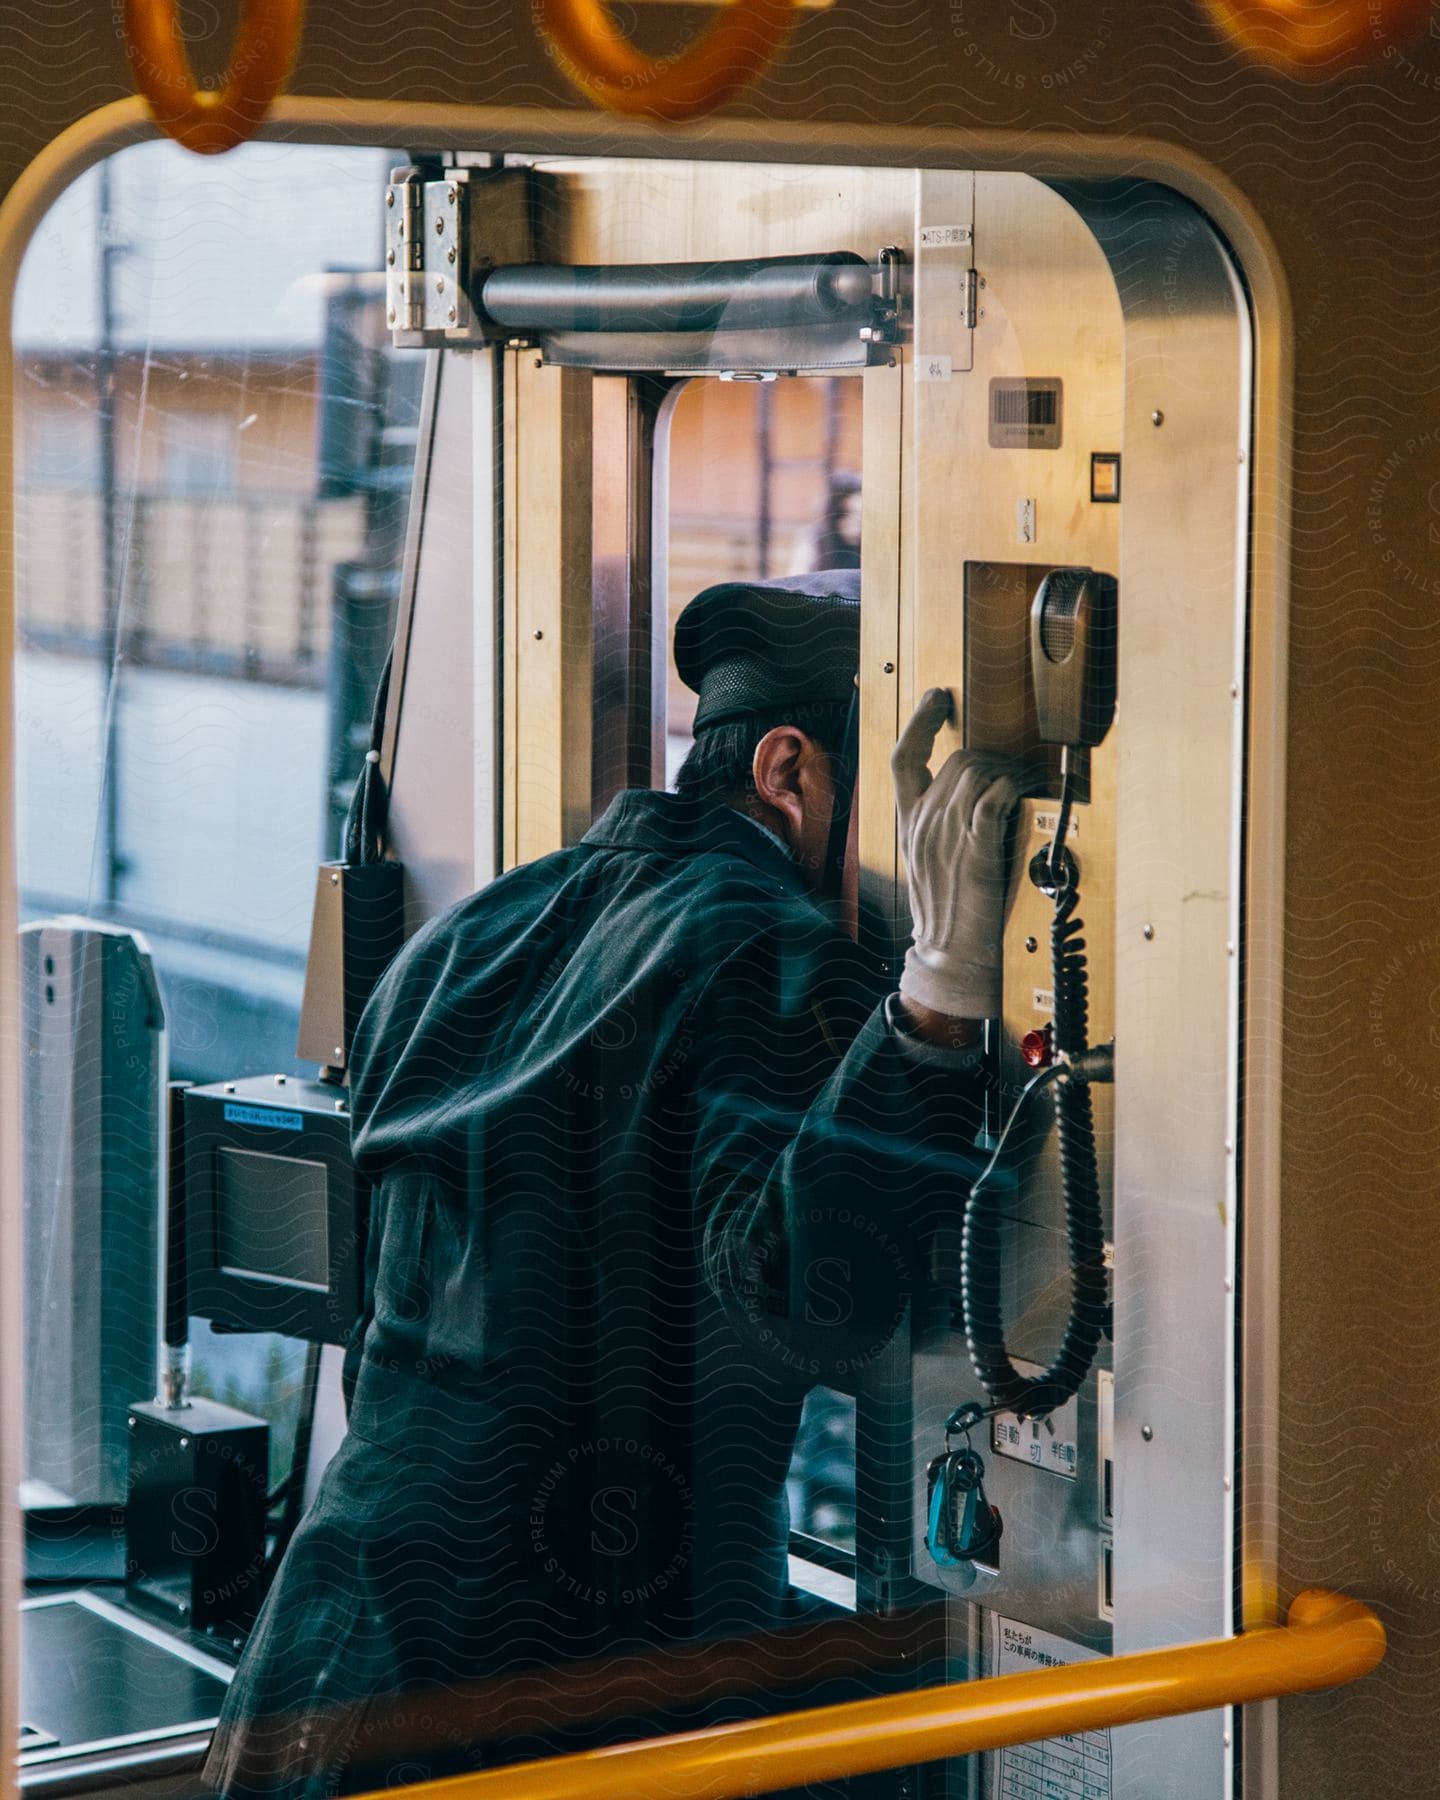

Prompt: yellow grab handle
[
  {"left": 123, "top": 0, "right": 305, "bottom": 154},
  {"left": 535, "top": 0, "right": 800, "bottom": 122},
  {"left": 1202, "top": 0, "right": 1431, "bottom": 71},
  {"left": 354, "top": 1588, "right": 1383, "bottom": 1800}
]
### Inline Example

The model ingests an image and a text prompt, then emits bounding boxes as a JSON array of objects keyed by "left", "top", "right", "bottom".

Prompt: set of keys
[{"left": 925, "top": 1401, "right": 1004, "bottom": 1570}]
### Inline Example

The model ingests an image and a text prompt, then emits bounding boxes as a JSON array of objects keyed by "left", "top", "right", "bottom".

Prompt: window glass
[
  {"left": 187, "top": 1321, "right": 310, "bottom": 1493},
  {"left": 161, "top": 410, "right": 236, "bottom": 494},
  {"left": 14, "top": 140, "right": 419, "bottom": 1486},
  {"left": 14, "top": 139, "right": 420, "bottom": 1076},
  {"left": 787, "top": 1387, "right": 857, "bottom": 1555},
  {"left": 662, "top": 376, "right": 864, "bottom": 1558},
  {"left": 24, "top": 401, "right": 101, "bottom": 488},
  {"left": 664, "top": 375, "right": 863, "bottom": 783}
]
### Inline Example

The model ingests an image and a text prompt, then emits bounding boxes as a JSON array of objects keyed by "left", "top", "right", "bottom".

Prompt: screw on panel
[
  {"left": 435, "top": 215, "right": 446, "bottom": 234},
  {"left": 330, "top": 872, "right": 340, "bottom": 886},
  {"left": 448, "top": 247, "right": 456, "bottom": 265},
  {"left": 882, "top": 661, "right": 895, "bottom": 674},
  {"left": 387, "top": 248, "right": 395, "bottom": 267},
  {"left": 1141, "top": 1424, "right": 1154, "bottom": 1441},
  {"left": 334, "top": 1046, "right": 344, "bottom": 1061},
  {"left": 386, "top": 190, "right": 395, "bottom": 208},
  {"left": 1025, "top": 936, "right": 1038, "bottom": 954},
  {"left": 533, "top": 629, "right": 545, "bottom": 640},
  {"left": 1142, "top": 924, "right": 1155, "bottom": 940},
  {"left": 1151, "top": 410, "right": 1165, "bottom": 427},
  {"left": 448, "top": 307, "right": 457, "bottom": 324},
  {"left": 388, "top": 308, "right": 396, "bottom": 325},
  {"left": 435, "top": 276, "right": 445, "bottom": 293}
]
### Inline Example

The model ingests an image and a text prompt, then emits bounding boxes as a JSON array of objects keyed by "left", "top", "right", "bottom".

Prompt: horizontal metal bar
[
  {"left": 354, "top": 1589, "right": 1382, "bottom": 1800},
  {"left": 481, "top": 255, "right": 871, "bottom": 335}
]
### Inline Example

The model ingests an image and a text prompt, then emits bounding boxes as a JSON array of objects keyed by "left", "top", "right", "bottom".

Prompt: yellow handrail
[
  {"left": 357, "top": 1588, "right": 1382, "bottom": 1800},
  {"left": 1202, "top": 0, "right": 1431, "bottom": 71},
  {"left": 534, "top": 0, "right": 800, "bottom": 122},
  {"left": 123, "top": 0, "right": 305, "bottom": 154}
]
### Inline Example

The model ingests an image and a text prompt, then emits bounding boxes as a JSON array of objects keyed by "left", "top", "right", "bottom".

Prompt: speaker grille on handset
[{"left": 1038, "top": 577, "right": 1083, "bottom": 663}]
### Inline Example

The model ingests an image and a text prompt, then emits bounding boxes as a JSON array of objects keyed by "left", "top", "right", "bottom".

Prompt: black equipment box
[
  {"left": 183, "top": 1075, "right": 368, "bottom": 1344},
  {"left": 126, "top": 1398, "right": 269, "bottom": 1633}
]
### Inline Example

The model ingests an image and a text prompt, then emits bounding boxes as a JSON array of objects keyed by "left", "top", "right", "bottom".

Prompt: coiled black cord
[{"left": 961, "top": 800, "right": 1110, "bottom": 1421}]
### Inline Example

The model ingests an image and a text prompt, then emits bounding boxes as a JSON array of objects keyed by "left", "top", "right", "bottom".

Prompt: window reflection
[
  {"left": 664, "top": 374, "right": 863, "bottom": 783},
  {"left": 663, "top": 375, "right": 864, "bottom": 1557},
  {"left": 14, "top": 140, "right": 415, "bottom": 1506}
]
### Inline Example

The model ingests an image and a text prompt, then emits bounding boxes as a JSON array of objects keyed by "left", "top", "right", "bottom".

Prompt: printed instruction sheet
[{"left": 991, "top": 1617, "right": 1111, "bottom": 1800}]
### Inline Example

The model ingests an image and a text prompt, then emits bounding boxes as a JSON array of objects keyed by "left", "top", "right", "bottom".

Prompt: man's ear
[{"left": 752, "top": 726, "right": 809, "bottom": 835}]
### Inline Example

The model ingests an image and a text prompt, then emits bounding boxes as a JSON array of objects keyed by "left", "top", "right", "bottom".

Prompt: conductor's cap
[{"left": 674, "top": 570, "right": 861, "bottom": 733}]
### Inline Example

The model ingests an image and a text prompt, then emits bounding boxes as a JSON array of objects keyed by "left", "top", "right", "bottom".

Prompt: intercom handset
[{"left": 961, "top": 569, "right": 1118, "bottom": 1423}]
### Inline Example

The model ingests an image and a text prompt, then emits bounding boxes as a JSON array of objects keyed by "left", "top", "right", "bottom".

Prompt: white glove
[{"left": 891, "top": 688, "right": 1028, "bottom": 1020}]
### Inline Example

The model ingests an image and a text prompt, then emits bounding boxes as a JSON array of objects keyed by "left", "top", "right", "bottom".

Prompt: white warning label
[
  {"left": 919, "top": 224, "right": 972, "bottom": 248},
  {"left": 992, "top": 1401, "right": 1079, "bottom": 1480},
  {"left": 992, "top": 1619, "right": 1111, "bottom": 1800}
]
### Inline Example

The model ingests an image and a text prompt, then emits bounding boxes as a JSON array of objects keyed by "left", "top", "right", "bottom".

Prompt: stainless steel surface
[
  {"left": 18, "top": 1590, "right": 231, "bottom": 1780},
  {"left": 914, "top": 175, "right": 975, "bottom": 378},
  {"left": 20, "top": 921, "right": 165, "bottom": 1509},
  {"left": 902, "top": 179, "right": 1124, "bottom": 1698},
  {"left": 385, "top": 173, "right": 422, "bottom": 335},
  {"left": 382, "top": 348, "right": 485, "bottom": 927},
  {"left": 387, "top": 166, "right": 557, "bottom": 351},
  {"left": 893, "top": 172, "right": 1251, "bottom": 1799},
  {"left": 368, "top": 155, "right": 1254, "bottom": 1797},
  {"left": 19, "top": 1735, "right": 212, "bottom": 1800},
  {"left": 1058, "top": 176, "right": 1252, "bottom": 1800}
]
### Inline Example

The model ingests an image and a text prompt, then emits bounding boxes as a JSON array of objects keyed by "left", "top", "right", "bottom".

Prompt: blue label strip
[{"left": 224, "top": 1102, "right": 305, "bottom": 1132}]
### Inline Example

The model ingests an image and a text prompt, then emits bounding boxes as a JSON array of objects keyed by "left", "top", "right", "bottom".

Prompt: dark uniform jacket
[{"left": 205, "top": 790, "right": 985, "bottom": 1800}]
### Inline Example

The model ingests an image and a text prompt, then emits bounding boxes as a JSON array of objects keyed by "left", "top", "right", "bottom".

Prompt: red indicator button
[{"left": 1021, "top": 1024, "right": 1054, "bottom": 1069}]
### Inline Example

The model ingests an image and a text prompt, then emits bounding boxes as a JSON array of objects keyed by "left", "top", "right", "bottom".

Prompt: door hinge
[{"left": 384, "top": 166, "right": 561, "bottom": 350}]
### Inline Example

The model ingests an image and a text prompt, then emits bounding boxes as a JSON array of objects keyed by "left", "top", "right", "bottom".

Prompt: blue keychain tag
[{"left": 925, "top": 1442, "right": 1003, "bottom": 1568}]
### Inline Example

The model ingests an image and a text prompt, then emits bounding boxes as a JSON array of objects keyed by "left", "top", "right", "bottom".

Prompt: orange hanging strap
[
  {"left": 123, "top": 0, "right": 306, "bottom": 154},
  {"left": 1202, "top": 0, "right": 1431, "bottom": 71},
  {"left": 535, "top": 0, "right": 800, "bottom": 122}
]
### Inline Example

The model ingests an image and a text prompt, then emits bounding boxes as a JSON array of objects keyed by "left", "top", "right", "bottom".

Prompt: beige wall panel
[
  {"left": 857, "top": 357, "right": 905, "bottom": 900},
  {"left": 548, "top": 159, "right": 915, "bottom": 272},
  {"left": 504, "top": 354, "right": 593, "bottom": 866}
]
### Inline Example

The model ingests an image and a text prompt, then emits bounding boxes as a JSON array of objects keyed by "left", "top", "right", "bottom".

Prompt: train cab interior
[{"left": 0, "top": 21, "right": 1422, "bottom": 1789}]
